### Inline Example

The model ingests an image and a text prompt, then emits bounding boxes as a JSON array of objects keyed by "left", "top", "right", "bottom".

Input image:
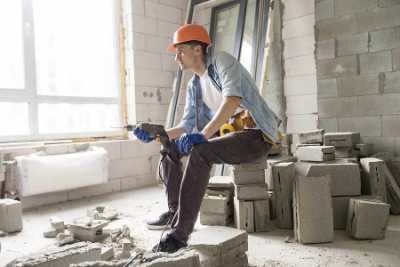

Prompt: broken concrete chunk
[
  {"left": 57, "top": 230, "right": 75, "bottom": 246},
  {"left": 295, "top": 162, "right": 361, "bottom": 196},
  {"left": 0, "top": 199, "right": 23, "bottom": 233},
  {"left": 254, "top": 199, "right": 271, "bottom": 232},
  {"left": 298, "top": 129, "right": 325, "bottom": 144},
  {"left": 50, "top": 216, "right": 65, "bottom": 231},
  {"left": 293, "top": 175, "right": 334, "bottom": 244},
  {"left": 231, "top": 168, "right": 266, "bottom": 185},
  {"left": 324, "top": 132, "right": 360, "bottom": 147},
  {"left": 234, "top": 199, "right": 254, "bottom": 233},
  {"left": 7, "top": 242, "right": 101, "bottom": 267},
  {"left": 87, "top": 207, "right": 119, "bottom": 221},
  {"left": 360, "top": 158, "right": 387, "bottom": 202},
  {"left": 347, "top": 198, "right": 390, "bottom": 240},
  {"left": 43, "top": 228, "right": 58, "bottom": 238},
  {"left": 297, "top": 145, "right": 335, "bottom": 162},
  {"left": 100, "top": 246, "right": 114, "bottom": 261},
  {"left": 140, "top": 251, "right": 201, "bottom": 267},
  {"left": 69, "top": 219, "right": 109, "bottom": 242},
  {"left": 0, "top": 230, "right": 7, "bottom": 237},
  {"left": 235, "top": 184, "right": 268, "bottom": 200}
]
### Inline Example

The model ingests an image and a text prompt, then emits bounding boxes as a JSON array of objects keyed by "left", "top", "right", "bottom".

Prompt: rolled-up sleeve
[{"left": 215, "top": 52, "right": 244, "bottom": 99}]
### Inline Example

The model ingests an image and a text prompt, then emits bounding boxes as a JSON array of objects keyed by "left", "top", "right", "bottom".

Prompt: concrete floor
[{"left": 1, "top": 186, "right": 400, "bottom": 267}]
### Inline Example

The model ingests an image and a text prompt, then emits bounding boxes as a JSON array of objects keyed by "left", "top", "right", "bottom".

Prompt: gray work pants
[{"left": 161, "top": 129, "right": 271, "bottom": 243}]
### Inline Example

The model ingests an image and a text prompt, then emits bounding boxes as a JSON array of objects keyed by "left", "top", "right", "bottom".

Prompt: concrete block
[
  {"left": 50, "top": 216, "right": 65, "bottom": 231},
  {"left": 334, "top": 0, "right": 377, "bottom": 17},
  {"left": 316, "top": 0, "right": 334, "bottom": 21},
  {"left": 141, "top": 251, "right": 201, "bottom": 267},
  {"left": 132, "top": 15, "right": 157, "bottom": 35},
  {"left": 378, "top": 0, "right": 400, "bottom": 7},
  {"left": 254, "top": 199, "right": 271, "bottom": 232},
  {"left": 337, "top": 74, "right": 379, "bottom": 97},
  {"left": 286, "top": 114, "right": 319, "bottom": 134},
  {"left": 297, "top": 146, "right": 335, "bottom": 162},
  {"left": 0, "top": 199, "right": 22, "bottom": 233},
  {"left": 201, "top": 195, "right": 232, "bottom": 215},
  {"left": 318, "top": 78, "right": 338, "bottom": 98},
  {"left": 200, "top": 212, "right": 232, "bottom": 226},
  {"left": 282, "top": 0, "right": 314, "bottom": 21},
  {"left": 208, "top": 176, "right": 234, "bottom": 189},
  {"left": 69, "top": 219, "right": 109, "bottom": 242},
  {"left": 100, "top": 246, "right": 114, "bottom": 261},
  {"left": 284, "top": 35, "right": 315, "bottom": 59},
  {"left": 295, "top": 162, "right": 361, "bottom": 196},
  {"left": 383, "top": 116, "right": 400, "bottom": 137},
  {"left": 145, "top": 1, "right": 182, "bottom": 24},
  {"left": 370, "top": 26, "right": 400, "bottom": 53},
  {"left": 43, "top": 228, "right": 58, "bottom": 238},
  {"left": 56, "top": 230, "right": 75, "bottom": 246},
  {"left": 284, "top": 75, "right": 317, "bottom": 96},
  {"left": 286, "top": 94, "right": 318, "bottom": 115},
  {"left": 234, "top": 199, "right": 254, "bottom": 232},
  {"left": 231, "top": 169, "right": 265, "bottom": 185},
  {"left": 360, "top": 51, "right": 392, "bottom": 74},
  {"left": 360, "top": 158, "right": 388, "bottom": 202},
  {"left": 335, "top": 147, "right": 359, "bottom": 158},
  {"left": 347, "top": 198, "right": 390, "bottom": 239},
  {"left": 338, "top": 116, "right": 382, "bottom": 137},
  {"left": 285, "top": 55, "right": 316, "bottom": 77},
  {"left": 293, "top": 175, "right": 334, "bottom": 244},
  {"left": 355, "top": 144, "right": 373, "bottom": 157},
  {"left": 235, "top": 184, "right": 268, "bottom": 200},
  {"left": 265, "top": 156, "right": 297, "bottom": 189},
  {"left": 317, "top": 56, "right": 358, "bottom": 79},
  {"left": 7, "top": 242, "right": 101, "bottom": 267},
  {"left": 297, "top": 129, "right": 325, "bottom": 144},
  {"left": 272, "top": 162, "right": 296, "bottom": 229},
  {"left": 383, "top": 162, "right": 400, "bottom": 214},
  {"left": 282, "top": 15, "right": 315, "bottom": 40},
  {"left": 332, "top": 196, "right": 352, "bottom": 230},
  {"left": 393, "top": 48, "right": 400, "bottom": 71},
  {"left": 317, "top": 39, "right": 335, "bottom": 60},
  {"left": 268, "top": 190, "right": 276, "bottom": 219},
  {"left": 336, "top": 33, "right": 368, "bottom": 57},
  {"left": 232, "top": 156, "right": 267, "bottom": 171},
  {"left": 318, "top": 97, "right": 359, "bottom": 118},
  {"left": 319, "top": 118, "right": 338, "bottom": 132},
  {"left": 324, "top": 132, "right": 361, "bottom": 147},
  {"left": 384, "top": 71, "right": 400, "bottom": 93}
]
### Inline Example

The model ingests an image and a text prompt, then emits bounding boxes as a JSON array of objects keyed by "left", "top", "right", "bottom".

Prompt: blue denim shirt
[{"left": 176, "top": 51, "right": 282, "bottom": 143}]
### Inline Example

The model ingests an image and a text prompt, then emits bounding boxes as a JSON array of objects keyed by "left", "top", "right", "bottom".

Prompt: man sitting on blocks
[{"left": 134, "top": 24, "right": 281, "bottom": 253}]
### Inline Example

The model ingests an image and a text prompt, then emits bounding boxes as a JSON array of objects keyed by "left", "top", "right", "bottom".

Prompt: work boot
[
  {"left": 146, "top": 211, "right": 175, "bottom": 230},
  {"left": 152, "top": 234, "right": 187, "bottom": 253}
]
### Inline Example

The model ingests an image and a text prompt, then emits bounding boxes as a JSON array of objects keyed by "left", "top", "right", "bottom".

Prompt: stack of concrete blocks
[
  {"left": 0, "top": 199, "right": 23, "bottom": 233},
  {"left": 346, "top": 198, "right": 390, "bottom": 240},
  {"left": 190, "top": 226, "right": 248, "bottom": 267},
  {"left": 295, "top": 161, "right": 361, "bottom": 230},
  {"left": 6, "top": 242, "right": 101, "bottom": 267},
  {"left": 231, "top": 157, "right": 271, "bottom": 233},
  {"left": 293, "top": 175, "right": 334, "bottom": 244},
  {"left": 360, "top": 158, "right": 388, "bottom": 202},
  {"left": 323, "top": 132, "right": 361, "bottom": 159},
  {"left": 200, "top": 176, "right": 234, "bottom": 226},
  {"left": 269, "top": 162, "right": 296, "bottom": 229}
]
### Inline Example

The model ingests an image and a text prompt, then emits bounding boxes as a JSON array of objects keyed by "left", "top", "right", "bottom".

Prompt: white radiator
[{"left": 16, "top": 146, "right": 109, "bottom": 197}]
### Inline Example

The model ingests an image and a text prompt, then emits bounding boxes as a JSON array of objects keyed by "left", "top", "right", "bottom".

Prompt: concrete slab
[
  {"left": 231, "top": 169, "right": 266, "bottom": 185},
  {"left": 295, "top": 162, "right": 361, "bottom": 196},
  {"left": 297, "top": 129, "right": 325, "bottom": 144},
  {"left": 6, "top": 242, "right": 101, "bottom": 267},
  {"left": 0, "top": 199, "right": 23, "bottom": 233},
  {"left": 360, "top": 158, "right": 388, "bottom": 202},
  {"left": 297, "top": 145, "right": 335, "bottom": 162},
  {"left": 324, "top": 132, "right": 361, "bottom": 147},
  {"left": 235, "top": 184, "right": 268, "bottom": 200},
  {"left": 293, "top": 175, "right": 334, "bottom": 244},
  {"left": 234, "top": 199, "right": 255, "bottom": 232},
  {"left": 347, "top": 198, "right": 390, "bottom": 240},
  {"left": 272, "top": 162, "right": 295, "bottom": 229},
  {"left": 254, "top": 199, "right": 271, "bottom": 232}
]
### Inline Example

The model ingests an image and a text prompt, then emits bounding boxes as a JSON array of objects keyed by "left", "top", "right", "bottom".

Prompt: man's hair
[{"left": 181, "top": 40, "right": 208, "bottom": 56}]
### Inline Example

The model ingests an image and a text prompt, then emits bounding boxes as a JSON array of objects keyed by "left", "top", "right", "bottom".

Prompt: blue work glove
[
  {"left": 175, "top": 133, "right": 207, "bottom": 154},
  {"left": 133, "top": 127, "right": 155, "bottom": 143}
]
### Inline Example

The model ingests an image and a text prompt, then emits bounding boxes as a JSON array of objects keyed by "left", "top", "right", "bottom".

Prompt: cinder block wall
[
  {"left": 281, "top": 0, "right": 318, "bottom": 134},
  {"left": 315, "top": 0, "right": 400, "bottom": 155}
]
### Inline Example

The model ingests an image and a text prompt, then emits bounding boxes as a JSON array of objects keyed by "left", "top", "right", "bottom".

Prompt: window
[
  {"left": 0, "top": 0, "right": 122, "bottom": 142},
  {"left": 210, "top": 0, "right": 269, "bottom": 86}
]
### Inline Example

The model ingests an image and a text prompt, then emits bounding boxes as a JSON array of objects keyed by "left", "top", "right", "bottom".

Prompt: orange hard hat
[{"left": 167, "top": 24, "right": 212, "bottom": 52}]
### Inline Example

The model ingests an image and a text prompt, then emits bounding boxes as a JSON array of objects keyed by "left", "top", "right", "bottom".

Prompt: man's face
[{"left": 174, "top": 44, "right": 201, "bottom": 70}]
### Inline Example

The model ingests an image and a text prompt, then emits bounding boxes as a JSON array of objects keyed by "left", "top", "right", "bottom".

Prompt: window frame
[{"left": 0, "top": 0, "right": 124, "bottom": 143}]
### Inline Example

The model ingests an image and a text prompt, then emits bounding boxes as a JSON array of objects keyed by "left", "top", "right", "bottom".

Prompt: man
[{"left": 134, "top": 24, "right": 281, "bottom": 253}]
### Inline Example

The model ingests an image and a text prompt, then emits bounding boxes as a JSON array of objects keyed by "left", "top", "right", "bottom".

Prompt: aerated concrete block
[
  {"left": 324, "top": 132, "right": 361, "bottom": 147},
  {"left": 295, "top": 162, "right": 361, "bottom": 196},
  {"left": 0, "top": 199, "right": 23, "bottom": 233},
  {"left": 254, "top": 199, "right": 271, "bottom": 232},
  {"left": 234, "top": 199, "right": 254, "bottom": 232},
  {"left": 231, "top": 169, "right": 266, "bottom": 185},
  {"left": 235, "top": 184, "right": 268, "bottom": 200},
  {"left": 355, "top": 143, "right": 373, "bottom": 157},
  {"left": 69, "top": 220, "right": 109, "bottom": 242},
  {"left": 297, "top": 146, "right": 335, "bottom": 162},
  {"left": 200, "top": 213, "right": 232, "bottom": 226},
  {"left": 201, "top": 195, "right": 232, "bottom": 215},
  {"left": 272, "top": 162, "right": 295, "bottom": 229},
  {"left": 141, "top": 251, "right": 201, "bottom": 267},
  {"left": 232, "top": 156, "right": 267, "bottom": 172},
  {"left": 347, "top": 198, "right": 390, "bottom": 240},
  {"left": 265, "top": 156, "right": 297, "bottom": 190},
  {"left": 382, "top": 162, "right": 400, "bottom": 214},
  {"left": 297, "top": 129, "right": 325, "bottom": 144},
  {"left": 360, "top": 158, "right": 388, "bottom": 202},
  {"left": 208, "top": 176, "right": 234, "bottom": 189},
  {"left": 335, "top": 147, "right": 359, "bottom": 158},
  {"left": 332, "top": 196, "right": 352, "bottom": 230},
  {"left": 293, "top": 175, "right": 334, "bottom": 244},
  {"left": 7, "top": 242, "right": 101, "bottom": 267}
]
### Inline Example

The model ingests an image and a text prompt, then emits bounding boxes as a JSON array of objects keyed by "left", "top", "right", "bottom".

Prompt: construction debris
[
  {"left": 346, "top": 198, "right": 390, "bottom": 240},
  {"left": 69, "top": 218, "right": 110, "bottom": 242},
  {"left": 0, "top": 198, "right": 23, "bottom": 233},
  {"left": 293, "top": 175, "right": 334, "bottom": 244},
  {"left": 57, "top": 230, "right": 75, "bottom": 246},
  {"left": 88, "top": 206, "right": 119, "bottom": 221}
]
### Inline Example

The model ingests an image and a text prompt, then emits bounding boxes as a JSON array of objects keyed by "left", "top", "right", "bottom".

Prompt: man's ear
[{"left": 194, "top": 45, "right": 202, "bottom": 55}]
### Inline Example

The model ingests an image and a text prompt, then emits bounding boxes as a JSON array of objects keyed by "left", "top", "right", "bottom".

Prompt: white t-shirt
[{"left": 200, "top": 70, "right": 243, "bottom": 115}]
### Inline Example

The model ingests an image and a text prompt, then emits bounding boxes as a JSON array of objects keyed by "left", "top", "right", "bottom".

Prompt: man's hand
[
  {"left": 175, "top": 133, "right": 207, "bottom": 154},
  {"left": 133, "top": 127, "right": 155, "bottom": 143}
]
